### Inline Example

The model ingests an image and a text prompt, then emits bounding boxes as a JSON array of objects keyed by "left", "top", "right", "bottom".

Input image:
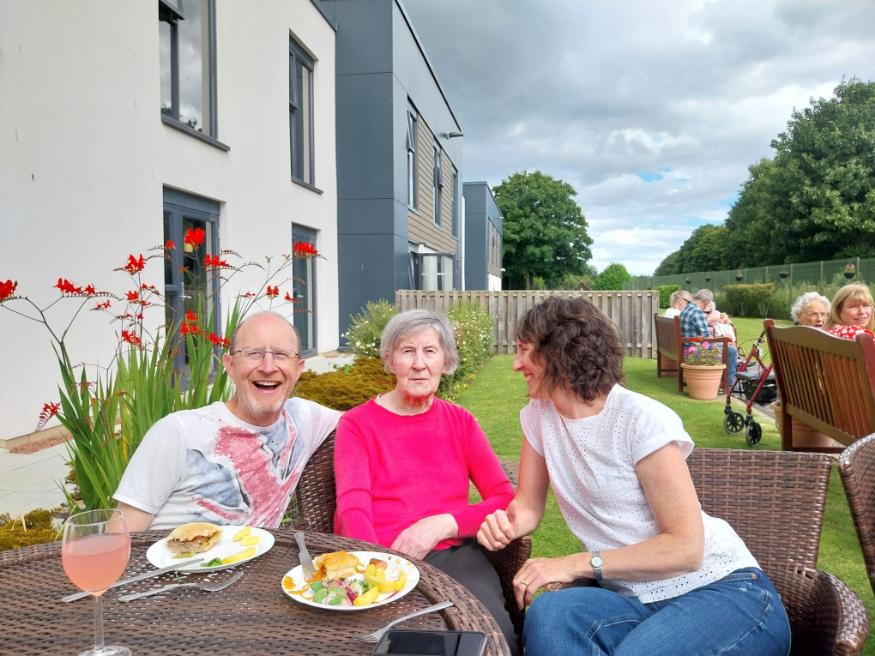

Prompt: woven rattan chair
[
  {"left": 839, "top": 433, "right": 875, "bottom": 598},
  {"left": 290, "top": 431, "right": 532, "bottom": 635},
  {"left": 546, "top": 448, "right": 868, "bottom": 655}
]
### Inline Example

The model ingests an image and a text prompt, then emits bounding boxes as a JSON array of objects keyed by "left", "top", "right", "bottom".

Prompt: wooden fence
[{"left": 395, "top": 290, "right": 659, "bottom": 358}]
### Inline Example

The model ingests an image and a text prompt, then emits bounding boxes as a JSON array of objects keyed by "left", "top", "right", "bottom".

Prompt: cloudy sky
[{"left": 403, "top": 0, "right": 875, "bottom": 275}]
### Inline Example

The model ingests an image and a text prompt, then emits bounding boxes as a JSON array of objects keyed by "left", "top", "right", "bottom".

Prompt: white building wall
[{"left": 0, "top": 1, "right": 337, "bottom": 440}]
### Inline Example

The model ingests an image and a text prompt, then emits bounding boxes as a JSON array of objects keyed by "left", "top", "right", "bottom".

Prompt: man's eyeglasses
[{"left": 230, "top": 348, "right": 299, "bottom": 362}]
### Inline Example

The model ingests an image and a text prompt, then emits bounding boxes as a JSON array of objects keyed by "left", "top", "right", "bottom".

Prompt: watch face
[{"left": 591, "top": 555, "right": 604, "bottom": 567}]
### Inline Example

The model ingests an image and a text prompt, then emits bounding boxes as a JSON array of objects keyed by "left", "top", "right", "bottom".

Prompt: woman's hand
[
  {"left": 391, "top": 514, "right": 458, "bottom": 560},
  {"left": 512, "top": 555, "right": 581, "bottom": 609},
  {"left": 477, "top": 501, "right": 521, "bottom": 550}
]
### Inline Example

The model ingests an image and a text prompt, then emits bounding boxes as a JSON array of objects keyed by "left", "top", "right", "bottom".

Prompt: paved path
[{"left": 0, "top": 443, "right": 70, "bottom": 517}]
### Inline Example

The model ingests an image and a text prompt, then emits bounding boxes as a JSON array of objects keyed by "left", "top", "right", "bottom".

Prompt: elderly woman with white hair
[
  {"left": 791, "top": 291, "right": 830, "bottom": 328},
  {"left": 334, "top": 309, "right": 518, "bottom": 653}
]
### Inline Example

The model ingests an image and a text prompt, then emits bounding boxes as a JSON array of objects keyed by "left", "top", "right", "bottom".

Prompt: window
[
  {"left": 433, "top": 145, "right": 443, "bottom": 226},
  {"left": 292, "top": 224, "right": 318, "bottom": 355},
  {"left": 163, "top": 188, "right": 221, "bottom": 371},
  {"left": 451, "top": 170, "right": 459, "bottom": 237},
  {"left": 407, "top": 109, "right": 418, "bottom": 208},
  {"left": 289, "top": 39, "right": 315, "bottom": 185},
  {"left": 159, "top": 0, "right": 217, "bottom": 137},
  {"left": 410, "top": 251, "right": 454, "bottom": 290}
]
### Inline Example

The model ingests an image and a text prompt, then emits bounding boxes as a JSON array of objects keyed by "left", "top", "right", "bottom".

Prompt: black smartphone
[{"left": 372, "top": 629, "right": 487, "bottom": 656}]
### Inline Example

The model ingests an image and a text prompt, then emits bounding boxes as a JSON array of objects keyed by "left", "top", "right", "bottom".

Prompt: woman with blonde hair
[{"left": 828, "top": 283, "right": 875, "bottom": 340}]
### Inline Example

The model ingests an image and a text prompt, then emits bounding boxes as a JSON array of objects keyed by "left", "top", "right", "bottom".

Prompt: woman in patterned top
[
  {"left": 828, "top": 283, "right": 875, "bottom": 340},
  {"left": 477, "top": 297, "right": 790, "bottom": 656}
]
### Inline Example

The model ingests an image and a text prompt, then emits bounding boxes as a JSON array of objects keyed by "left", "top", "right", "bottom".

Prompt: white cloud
[{"left": 404, "top": 0, "right": 875, "bottom": 275}]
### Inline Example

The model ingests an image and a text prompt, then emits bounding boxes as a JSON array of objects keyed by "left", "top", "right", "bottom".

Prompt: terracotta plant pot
[
  {"left": 681, "top": 363, "right": 726, "bottom": 400},
  {"left": 772, "top": 402, "right": 843, "bottom": 449}
]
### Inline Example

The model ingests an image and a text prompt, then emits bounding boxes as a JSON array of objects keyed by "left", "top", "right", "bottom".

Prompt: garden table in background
[{"left": 0, "top": 529, "right": 509, "bottom": 655}]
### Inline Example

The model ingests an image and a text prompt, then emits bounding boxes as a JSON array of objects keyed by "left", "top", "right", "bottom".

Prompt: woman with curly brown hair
[{"left": 477, "top": 297, "right": 790, "bottom": 656}]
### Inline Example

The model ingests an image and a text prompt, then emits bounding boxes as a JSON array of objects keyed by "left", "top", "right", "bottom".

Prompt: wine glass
[{"left": 62, "top": 508, "right": 132, "bottom": 656}]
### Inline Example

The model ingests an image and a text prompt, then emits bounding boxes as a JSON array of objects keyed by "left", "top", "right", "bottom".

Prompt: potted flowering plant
[
  {"left": 681, "top": 341, "right": 726, "bottom": 400},
  {"left": 0, "top": 233, "right": 320, "bottom": 511}
]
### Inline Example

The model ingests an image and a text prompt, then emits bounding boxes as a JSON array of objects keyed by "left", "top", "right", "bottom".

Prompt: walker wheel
[
  {"left": 723, "top": 411, "right": 745, "bottom": 434},
  {"left": 746, "top": 422, "right": 763, "bottom": 447}
]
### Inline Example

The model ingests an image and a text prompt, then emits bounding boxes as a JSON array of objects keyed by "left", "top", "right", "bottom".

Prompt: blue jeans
[
  {"left": 727, "top": 343, "right": 738, "bottom": 387},
  {"left": 523, "top": 568, "right": 790, "bottom": 656}
]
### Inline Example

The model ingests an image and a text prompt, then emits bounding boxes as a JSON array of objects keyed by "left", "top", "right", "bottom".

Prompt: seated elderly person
[
  {"left": 680, "top": 288, "right": 737, "bottom": 386},
  {"left": 828, "top": 283, "right": 875, "bottom": 340},
  {"left": 114, "top": 311, "right": 341, "bottom": 531},
  {"left": 334, "top": 309, "right": 518, "bottom": 654},
  {"left": 663, "top": 290, "right": 692, "bottom": 318},
  {"left": 791, "top": 292, "right": 830, "bottom": 328}
]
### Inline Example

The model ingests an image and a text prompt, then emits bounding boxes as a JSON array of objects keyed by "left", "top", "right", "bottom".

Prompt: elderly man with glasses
[{"left": 114, "top": 311, "right": 340, "bottom": 531}]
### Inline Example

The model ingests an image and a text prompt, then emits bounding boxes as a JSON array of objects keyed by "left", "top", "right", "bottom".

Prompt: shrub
[
  {"left": 295, "top": 357, "right": 395, "bottom": 410},
  {"left": 0, "top": 508, "right": 62, "bottom": 552},
  {"left": 657, "top": 284, "right": 680, "bottom": 308},
  {"left": 722, "top": 283, "right": 777, "bottom": 318},
  {"left": 440, "top": 302, "right": 495, "bottom": 400},
  {"left": 594, "top": 263, "right": 632, "bottom": 290},
  {"left": 344, "top": 299, "right": 396, "bottom": 358}
]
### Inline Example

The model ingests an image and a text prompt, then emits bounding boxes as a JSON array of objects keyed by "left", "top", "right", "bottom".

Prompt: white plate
[
  {"left": 281, "top": 550, "right": 419, "bottom": 611},
  {"left": 146, "top": 526, "right": 274, "bottom": 572}
]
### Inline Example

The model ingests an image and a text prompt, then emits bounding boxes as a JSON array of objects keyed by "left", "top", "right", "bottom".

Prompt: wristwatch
[{"left": 590, "top": 550, "right": 604, "bottom": 581}]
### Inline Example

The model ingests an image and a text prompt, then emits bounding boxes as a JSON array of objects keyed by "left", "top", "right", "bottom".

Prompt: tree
[
  {"left": 654, "top": 250, "right": 681, "bottom": 276},
  {"left": 594, "top": 263, "right": 632, "bottom": 290},
  {"left": 494, "top": 171, "right": 593, "bottom": 289},
  {"left": 725, "top": 79, "right": 875, "bottom": 265}
]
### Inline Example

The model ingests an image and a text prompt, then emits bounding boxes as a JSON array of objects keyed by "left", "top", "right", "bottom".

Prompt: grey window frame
[
  {"left": 433, "top": 145, "right": 443, "bottom": 227},
  {"left": 407, "top": 108, "right": 418, "bottom": 209},
  {"left": 159, "top": 0, "right": 219, "bottom": 141},
  {"left": 289, "top": 38, "right": 315, "bottom": 186},
  {"left": 162, "top": 188, "right": 221, "bottom": 373},
  {"left": 291, "top": 224, "right": 318, "bottom": 357},
  {"left": 451, "top": 169, "right": 459, "bottom": 237}
]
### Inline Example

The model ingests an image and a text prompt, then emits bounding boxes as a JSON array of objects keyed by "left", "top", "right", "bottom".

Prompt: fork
[
  {"left": 357, "top": 600, "right": 455, "bottom": 643},
  {"left": 117, "top": 571, "right": 244, "bottom": 602}
]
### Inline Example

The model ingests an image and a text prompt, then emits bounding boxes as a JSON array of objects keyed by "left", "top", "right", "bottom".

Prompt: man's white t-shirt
[
  {"left": 521, "top": 385, "right": 758, "bottom": 603},
  {"left": 114, "top": 398, "right": 340, "bottom": 530}
]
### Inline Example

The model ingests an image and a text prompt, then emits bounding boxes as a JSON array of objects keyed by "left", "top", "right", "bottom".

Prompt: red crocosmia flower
[
  {"left": 141, "top": 282, "right": 157, "bottom": 291},
  {"left": 36, "top": 401, "right": 61, "bottom": 430},
  {"left": 56, "top": 278, "right": 82, "bottom": 294},
  {"left": 124, "top": 254, "right": 146, "bottom": 275},
  {"left": 84, "top": 284, "right": 97, "bottom": 296},
  {"left": 126, "top": 290, "right": 140, "bottom": 302},
  {"left": 207, "top": 332, "right": 230, "bottom": 348},
  {"left": 242, "top": 291, "right": 256, "bottom": 299},
  {"left": 164, "top": 239, "right": 176, "bottom": 250},
  {"left": 121, "top": 329, "right": 142, "bottom": 346},
  {"left": 265, "top": 286, "right": 279, "bottom": 298},
  {"left": 0, "top": 279, "right": 18, "bottom": 302},
  {"left": 293, "top": 241, "right": 318, "bottom": 257},
  {"left": 203, "top": 254, "right": 230, "bottom": 268},
  {"left": 185, "top": 310, "right": 198, "bottom": 322},
  {"left": 183, "top": 227, "right": 206, "bottom": 247},
  {"left": 284, "top": 292, "right": 295, "bottom": 302},
  {"left": 181, "top": 321, "right": 199, "bottom": 336},
  {"left": 92, "top": 300, "right": 112, "bottom": 311}
]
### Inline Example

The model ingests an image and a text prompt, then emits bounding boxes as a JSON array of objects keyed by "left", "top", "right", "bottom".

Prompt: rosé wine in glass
[
  {"left": 62, "top": 533, "right": 130, "bottom": 594},
  {"left": 62, "top": 508, "right": 131, "bottom": 656}
]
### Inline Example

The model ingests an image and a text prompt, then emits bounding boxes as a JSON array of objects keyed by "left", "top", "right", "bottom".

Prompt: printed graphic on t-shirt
[{"left": 187, "top": 413, "right": 302, "bottom": 527}]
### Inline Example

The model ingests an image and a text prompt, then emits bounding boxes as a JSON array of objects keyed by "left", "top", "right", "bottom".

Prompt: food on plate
[
  {"left": 204, "top": 557, "right": 224, "bottom": 567},
  {"left": 222, "top": 546, "right": 256, "bottom": 565},
  {"left": 233, "top": 526, "right": 252, "bottom": 541},
  {"left": 239, "top": 534, "right": 260, "bottom": 547},
  {"left": 317, "top": 551, "right": 359, "bottom": 580},
  {"left": 166, "top": 522, "right": 222, "bottom": 557},
  {"left": 287, "top": 552, "right": 408, "bottom": 607}
]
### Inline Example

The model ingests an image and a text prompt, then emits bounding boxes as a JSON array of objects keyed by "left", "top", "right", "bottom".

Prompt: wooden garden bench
[
  {"left": 764, "top": 319, "right": 875, "bottom": 452},
  {"left": 654, "top": 313, "right": 731, "bottom": 394}
]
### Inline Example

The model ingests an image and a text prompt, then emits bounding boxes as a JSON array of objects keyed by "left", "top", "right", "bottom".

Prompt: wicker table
[{"left": 0, "top": 530, "right": 509, "bottom": 655}]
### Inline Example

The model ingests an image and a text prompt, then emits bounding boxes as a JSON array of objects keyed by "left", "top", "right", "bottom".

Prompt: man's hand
[{"left": 390, "top": 514, "right": 458, "bottom": 560}]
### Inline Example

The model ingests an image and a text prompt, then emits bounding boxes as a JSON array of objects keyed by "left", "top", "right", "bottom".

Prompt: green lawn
[{"left": 456, "top": 343, "right": 874, "bottom": 652}]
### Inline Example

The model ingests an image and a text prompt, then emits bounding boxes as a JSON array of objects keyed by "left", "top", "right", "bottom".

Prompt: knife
[
  {"left": 61, "top": 557, "right": 205, "bottom": 602},
  {"left": 293, "top": 531, "right": 316, "bottom": 578}
]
